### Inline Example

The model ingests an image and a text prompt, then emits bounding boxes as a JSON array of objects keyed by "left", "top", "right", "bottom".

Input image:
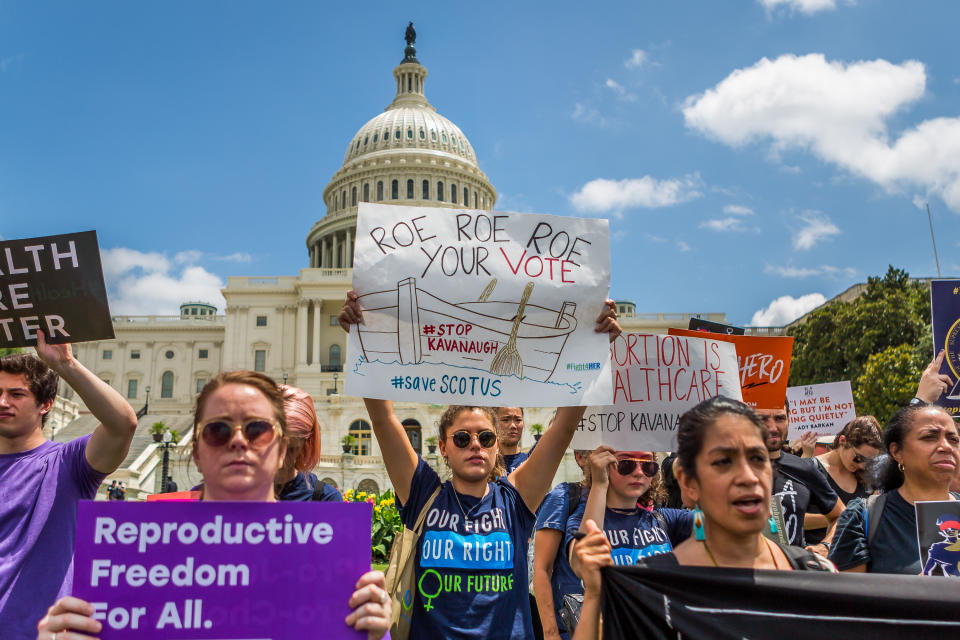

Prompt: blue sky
[{"left": 1, "top": 0, "right": 958, "bottom": 325}]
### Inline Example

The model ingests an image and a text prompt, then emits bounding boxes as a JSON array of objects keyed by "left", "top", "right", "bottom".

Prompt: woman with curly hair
[{"left": 566, "top": 446, "right": 690, "bottom": 569}]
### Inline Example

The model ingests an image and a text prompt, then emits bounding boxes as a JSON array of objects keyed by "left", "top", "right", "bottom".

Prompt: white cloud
[
  {"left": 571, "top": 103, "right": 611, "bottom": 127},
  {"left": 213, "top": 252, "right": 253, "bottom": 263},
  {"left": 605, "top": 78, "right": 637, "bottom": 102},
  {"left": 101, "top": 247, "right": 225, "bottom": 315},
  {"left": 625, "top": 49, "right": 647, "bottom": 69},
  {"left": 0, "top": 53, "right": 23, "bottom": 72},
  {"left": 723, "top": 204, "right": 754, "bottom": 216},
  {"left": 683, "top": 54, "right": 960, "bottom": 213},
  {"left": 700, "top": 217, "right": 745, "bottom": 232},
  {"left": 676, "top": 241, "right": 691, "bottom": 252},
  {"left": 570, "top": 174, "right": 702, "bottom": 214},
  {"left": 764, "top": 264, "right": 855, "bottom": 278},
  {"left": 645, "top": 233, "right": 667, "bottom": 243},
  {"left": 758, "top": 0, "right": 841, "bottom": 15},
  {"left": 750, "top": 293, "right": 827, "bottom": 326},
  {"left": 793, "top": 212, "right": 840, "bottom": 249}
]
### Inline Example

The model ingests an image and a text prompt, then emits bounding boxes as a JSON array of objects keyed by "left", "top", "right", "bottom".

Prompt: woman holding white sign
[
  {"left": 36, "top": 371, "right": 391, "bottom": 640},
  {"left": 339, "top": 291, "right": 620, "bottom": 640}
]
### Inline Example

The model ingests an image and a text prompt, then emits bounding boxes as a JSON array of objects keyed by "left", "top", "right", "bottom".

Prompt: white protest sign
[
  {"left": 571, "top": 333, "right": 742, "bottom": 451},
  {"left": 786, "top": 381, "right": 856, "bottom": 437},
  {"left": 345, "top": 203, "right": 612, "bottom": 406}
]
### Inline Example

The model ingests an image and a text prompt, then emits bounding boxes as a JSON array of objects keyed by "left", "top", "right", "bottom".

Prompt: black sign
[
  {"left": 916, "top": 500, "right": 960, "bottom": 577},
  {"left": 688, "top": 317, "right": 745, "bottom": 335},
  {"left": 0, "top": 231, "right": 114, "bottom": 347},
  {"left": 601, "top": 564, "right": 960, "bottom": 639}
]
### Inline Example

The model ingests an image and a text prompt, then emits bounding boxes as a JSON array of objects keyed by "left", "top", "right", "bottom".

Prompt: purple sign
[
  {"left": 930, "top": 279, "right": 960, "bottom": 416},
  {"left": 73, "top": 501, "right": 371, "bottom": 640}
]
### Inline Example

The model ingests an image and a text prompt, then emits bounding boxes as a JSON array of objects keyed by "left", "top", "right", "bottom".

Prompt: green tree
[
  {"left": 853, "top": 344, "right": 926, "bottom": 424},
  {"left": 788, "top": 266, "right": 930, "bottom": 423},
  {"left": 0, "top": 347, "right": 23, "bottom": 357}
]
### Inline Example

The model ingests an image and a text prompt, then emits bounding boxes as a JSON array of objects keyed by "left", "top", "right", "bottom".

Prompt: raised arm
[
  {"left": 509, "top": 301, "right": 620, "bottom": 512},
  {"left": 363, "top": 398, "right": 419, "bottom": 504},
  {"left": 339, "top": 291, "right": 420, "bottom": 503},
  {"left": 570, "top": 519, "right": 612, "bottom": 640},
  {"left": 577, "top": 447, "right": 614, "bottom": 535},
  {"left": 34, "top": 332, "right": 138, "bottom": 474}
]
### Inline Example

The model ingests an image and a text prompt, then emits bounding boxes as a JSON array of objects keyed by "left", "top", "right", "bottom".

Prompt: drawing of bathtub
[{"left": 356, "top": 277, "right": 578, "bottom": 382}]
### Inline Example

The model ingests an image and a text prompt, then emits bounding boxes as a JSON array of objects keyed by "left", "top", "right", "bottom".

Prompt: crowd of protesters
[{"left": 1, "top": 294, "right": 958, "bottom": 640}]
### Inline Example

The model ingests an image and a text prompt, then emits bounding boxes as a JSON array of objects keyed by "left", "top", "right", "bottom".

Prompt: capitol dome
[{"left": 305, "top": 26, "right": 497, "bottom": 270}]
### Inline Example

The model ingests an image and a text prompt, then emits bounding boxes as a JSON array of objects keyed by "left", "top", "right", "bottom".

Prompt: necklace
[
  {"left": 452, "top": 484, "right": 486, "bottom": 520},
  {"left": 702, "top": 536, "right": 780, "bottom": 570}
]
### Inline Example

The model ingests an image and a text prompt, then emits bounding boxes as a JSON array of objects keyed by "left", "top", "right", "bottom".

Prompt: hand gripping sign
[{"left": 345, "top": 203, "right": 613, "bottom": 407}]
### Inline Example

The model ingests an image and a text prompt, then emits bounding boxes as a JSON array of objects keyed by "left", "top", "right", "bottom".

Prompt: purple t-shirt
[{"left": 0, "top": 434, "right": 105, "bottom": 639}]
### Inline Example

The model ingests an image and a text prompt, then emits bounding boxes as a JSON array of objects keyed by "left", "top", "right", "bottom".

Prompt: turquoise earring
[
  {"left": 693, "top": 505, "right": 706, "bottom": 541},
  {"left": 768, "top": 514, "right": 778, "bottom": 534}
]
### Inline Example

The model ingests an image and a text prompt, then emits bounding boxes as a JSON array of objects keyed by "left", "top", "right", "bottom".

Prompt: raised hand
[
  {"left": 571, "top": 518, "right": 613, "bottom": 592},
  {"left": 587, "top": 445, "right": 617, "bottom": 487},
  {"left": 916, "top": 350, "right": 953, "bottom": 403},
  {"left": 345, "top": 570, "right": 391, "bottom": 640},
  {"left": 338, "top": 290, "right": 364, "bottom": 333},
  {"left": 33, "top": 330, "right": 74, "bottom": 374},
  {"left": 595, "top": 299, "right": 621, "bottom": 343}
]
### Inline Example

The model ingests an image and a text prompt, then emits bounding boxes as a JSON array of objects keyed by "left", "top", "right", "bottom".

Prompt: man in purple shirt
[{"left": 0, "top": 333, "right": 138, "bottom": 639}]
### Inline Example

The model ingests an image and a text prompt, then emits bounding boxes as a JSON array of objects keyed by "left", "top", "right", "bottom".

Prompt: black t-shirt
[
  {"left": 806, "top": 458, "right": 870, "bottom": 545},
  {"left": 828, "top": 490, "right": 921, "bottom": 574},
  {"left": 771, "top": 452, "right": 838, "bottom": 547}
]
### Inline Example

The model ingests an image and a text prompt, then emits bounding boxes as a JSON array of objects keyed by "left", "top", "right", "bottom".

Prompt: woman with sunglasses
[
  {"left": 804, "top": 416, "right": 882, "bottom": 547},
  {"left": 829, "top": 402, "right": 960, "bottom": 574},
  {"left": 566, "top": 447, "right": 692, "bottom": 569},
  {"left": 339, "top": 291, "right": 620, "bottom": 640},
  {"left": 598, "top": 396, "right": 836, "bottom": 572},
  {"left": 36, "top": 371, "right": 390, "bottom": 640}
]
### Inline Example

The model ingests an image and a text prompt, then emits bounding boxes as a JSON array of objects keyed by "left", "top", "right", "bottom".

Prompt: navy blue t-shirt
[
  {"left": 278, "top": 471, "right": 343, "bottom": 502},
  {"left": 502, "top": 451, "right": 530, "bottom": 474},
  {"left": 535, "top": 482, "right": 586, "bottom": 640},
  {"left": 398, "top": 456, "right": 536, "bottom": 639},
  {"left": 565, "top": 502, "right": 692, "bottom": 566}
]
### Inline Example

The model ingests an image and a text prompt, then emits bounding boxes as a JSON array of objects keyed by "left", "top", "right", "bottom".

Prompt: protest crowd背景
[{"left": 5, "top": 18, "right": 960, "bottom": 640}]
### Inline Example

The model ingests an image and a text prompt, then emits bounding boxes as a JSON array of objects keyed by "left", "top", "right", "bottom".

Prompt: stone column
[
  {"left": 345, "top": 228, "right": 353, "bottom": 268},
  {"left": 296, "top": 300, "right": 308, "bottom": 366},
  {"left": 312, "top": 299, "right": 322, "bottom": 367},
  {"left": 332, "top": 233, "right": 340, "bottom": 269}
]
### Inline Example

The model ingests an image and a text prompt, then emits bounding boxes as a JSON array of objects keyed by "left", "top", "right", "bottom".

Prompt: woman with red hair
[{"left": 276, "top": 385, "right": 342, "bottom": 502}]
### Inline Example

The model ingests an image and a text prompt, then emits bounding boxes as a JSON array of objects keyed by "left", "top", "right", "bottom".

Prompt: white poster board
[
  {"left": 786, "top": 381, "right": 856, "bottom": 437},
  {"left": 570, "top": 333, "right": 742, "bottom": 451},
  {"left": 345, "top": 203, "right": 612, "bottom": 406}
]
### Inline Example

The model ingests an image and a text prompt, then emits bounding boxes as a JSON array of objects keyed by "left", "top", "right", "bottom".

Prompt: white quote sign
[
  {"left": 786, "top": 381, "right": 856, "bottom": 437},
  {"left": 571, "top": 333, "right": 743, "bottom": 451},
  {"left": 345, "top": 203, "right": 612, "bottom": 406}
]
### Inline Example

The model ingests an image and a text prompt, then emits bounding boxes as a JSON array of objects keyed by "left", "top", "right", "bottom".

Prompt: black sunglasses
[
  {"left": 200, "top": 418, "right": 278, "bottom": 448},
  {"left": 615, "top": 458, "right": 659, "bottom": 477},
  {"left": 451, "top": 429, "right": 498, "bottom": 449}
]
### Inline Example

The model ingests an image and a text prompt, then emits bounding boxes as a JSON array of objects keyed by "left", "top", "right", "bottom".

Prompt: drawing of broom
[{"left": 490, "top": 281, "right": 534, "bottom": 378}]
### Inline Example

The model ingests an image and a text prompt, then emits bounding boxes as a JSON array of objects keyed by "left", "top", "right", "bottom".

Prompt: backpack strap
[
  {"left": 565, "top": 481, "right": 583, "bottom": 517},
  {"left": 413, "top": 486, "right": 443, "bottom": 534},
  {"left": 311, "top": 478, "right": 329, "bottom": 502},
  {"left": 864, "top": 493, "right": 888, "bottom": 548}
]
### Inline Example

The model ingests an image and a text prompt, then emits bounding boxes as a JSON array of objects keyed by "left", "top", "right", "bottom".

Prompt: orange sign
[{"left": 668, "top": 329, "right": 794, "bottom": 410}]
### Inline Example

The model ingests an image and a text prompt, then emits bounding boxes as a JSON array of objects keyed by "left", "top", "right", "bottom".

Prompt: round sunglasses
[
  {"left": 451, "top": 429, "right": 498, "bottom": 449},
  {"left": 614, "top": 458, "right": 659, "bottom": 477},
  {"left": 199, "top": 418, "right": 279, "bottom": 449}
]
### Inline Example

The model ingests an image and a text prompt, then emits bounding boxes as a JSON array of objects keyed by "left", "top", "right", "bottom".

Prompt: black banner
[
  {"left": 687, "top": 317, "right": 745, "bottom": 335},
  {"left": 0, "top": 230, "right": 114, "bottom": 347},
  {"left": 601, "top": 565, "right": 960, "bottom": 639}
]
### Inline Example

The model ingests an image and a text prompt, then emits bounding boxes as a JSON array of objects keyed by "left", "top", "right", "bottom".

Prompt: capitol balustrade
[{"left": 112, "top": 314, "right": 225, "bottom": 324}]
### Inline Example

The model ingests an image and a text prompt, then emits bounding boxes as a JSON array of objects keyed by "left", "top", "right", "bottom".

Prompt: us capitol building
[{"left": 52, "top": 27, "right": 730, "bottom": 499}]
